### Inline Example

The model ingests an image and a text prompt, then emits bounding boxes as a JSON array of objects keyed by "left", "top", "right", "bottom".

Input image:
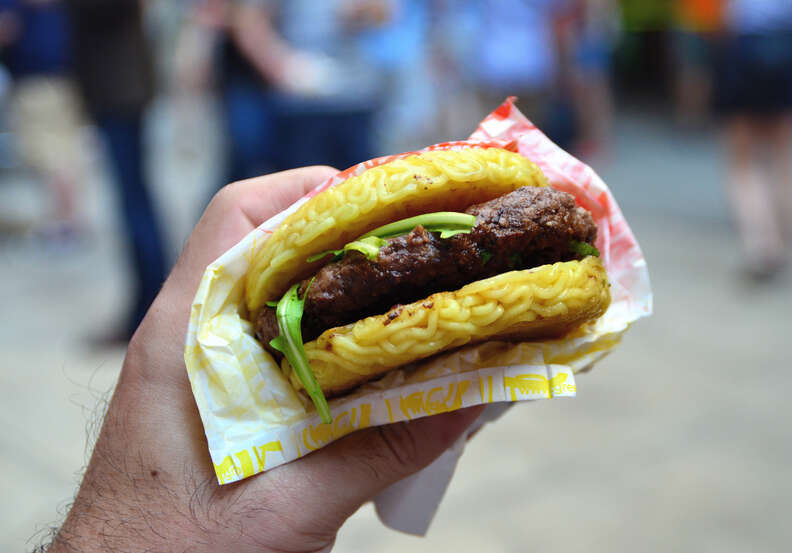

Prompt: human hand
[{"left": 47, "top": 167, "right": 484, "bottom": 553}]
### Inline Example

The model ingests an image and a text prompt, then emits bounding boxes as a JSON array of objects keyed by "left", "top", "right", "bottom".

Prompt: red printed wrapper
[{"left": 184, "top": 98, "right": 652, "bottom": 488}]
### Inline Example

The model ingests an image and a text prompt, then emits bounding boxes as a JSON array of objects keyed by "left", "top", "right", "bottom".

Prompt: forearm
[
  {"left": 45, "top": 372, "right": 209, "bottom": 552},
  {"left": 230, "top": 4, "right": 292, "bottom": 85}
]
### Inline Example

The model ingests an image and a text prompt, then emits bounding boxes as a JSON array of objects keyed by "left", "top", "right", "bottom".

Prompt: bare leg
[
  {"left": 48, "top": 170, "right": 79, "bottom": 226},
  {"left": 674, "top": 64, "right": 712, "bottom": 129},
  {"left": 572, "top": 70, "right": 612, "bottom": 159},
  {"left": 766, "top": 113, "right": 792, "bottom": 245},
  {"left": 725, "top": 115, "right": 786, "bottom": 272}
]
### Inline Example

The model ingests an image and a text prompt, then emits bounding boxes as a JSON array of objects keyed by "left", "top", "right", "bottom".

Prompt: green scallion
[
  {"left": 268, "top": 280, "right": 332, "bottom": 424},
  {"left": 307, "top": 211, "right": 476, "bottom": 264},
  {"left": 360, "top": 212, "right": 477, "bottom": 240},
  {"left": 569, "top": 240, "right": 600, "bottom": 257}
]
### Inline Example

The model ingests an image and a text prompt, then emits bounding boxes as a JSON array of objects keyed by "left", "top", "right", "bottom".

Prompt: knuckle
[{"left": 211, "top": 181, "right": 244, "bottom": 208}]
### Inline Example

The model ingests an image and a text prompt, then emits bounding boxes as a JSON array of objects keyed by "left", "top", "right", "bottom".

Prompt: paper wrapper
[{"left": 184, "top": 97, "right": 652, "bottom": 530}]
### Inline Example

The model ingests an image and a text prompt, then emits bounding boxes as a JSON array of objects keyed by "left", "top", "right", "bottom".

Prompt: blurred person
[
  {"left": 715, "top": 0, "right": 792, "bottom": 280},
  {"left": 67, "top": 0, "right": 168, "bottom": 339},
  {"left": 36, "top": 166, "right": 484, "bottom": 553},
  {"left": 469, "top": 0, "right": 576, "bottom": 148},
  {"left": 204, "top": 0, "right": 387, "bottom": 186},
  {"left": 357, "top": 0, "right": 434, "bottom": 153},
  {"left": 619, "top": 0, "right": 674, "bottom": 31},
  {"left": 210, "top": 0, "right": 277, "bottom": 182},
  {"left": 613, "top": 0, "right": 674, "bottom": 104},
  {"left": 170, "top": 0, "right": 223, "bottom": 161},
  {"left": 0, "top": 0, "right": 86, "bottom": 243},
  {"left": 558, "top": 0, "right": 619, "bottom": 159},
  {"left": 428, "top": 0, "right": 487, "bottom": 142},
  {"left": 270, "top": 0, "right": 386, "bottom": 169},
  {"left": 671, "top": 0, "right": 724, "bottom": 128}
]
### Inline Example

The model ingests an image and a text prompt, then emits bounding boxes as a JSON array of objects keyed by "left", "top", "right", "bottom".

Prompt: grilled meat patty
[{"left": 255, "top": 186, "right": 597, "bottom": 350}]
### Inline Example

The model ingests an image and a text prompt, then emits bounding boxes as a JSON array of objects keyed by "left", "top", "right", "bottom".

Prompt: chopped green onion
[
  {"left": 268, "top": 280, "right": 332, "bottom": 424},
  {"left": 360, "top": 212, "right": 477, "bottom": 240},
  {"left": 307, "top": 236, "right": 388, "bottom": 263},
  {"left": 307, "top": 249, "right": 344, "bottom": 263},
  {"left": 480, "top": 249, "right": 493, "bottom": 264},
  {"left": 569, "top": 240, "right": 600, "bottom": 257},
  {"left": 307, "top": 212, "right": 476, "bottom": 264},
  {"left": 344, "top": 236, "right": 388, "bottom": 261}
]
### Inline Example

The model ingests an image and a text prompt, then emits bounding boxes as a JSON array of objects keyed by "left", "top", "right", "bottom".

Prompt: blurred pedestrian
[
  {"left": 267, "top": 0, "right": 385, "bottom": 170},
  {"left": 208, "top": 0, "right": 278, "bottom": 182},
  {"left": 0, "top": 0, "right": 86, "bottom": 243},
  {"left": 715, "top": 0, "right": 792, "bottom": 279},
  {"left": 356, "top": 0, "right": 434, "bottom": 152},
  {"left": 470, "top": 0, "right": 575, "bottom": 147},
  {"left": 67, "top": 0, "right": 168, "bottom": 339},
  {"left": 671, "top": 0, "right": 724, "bottom": 128},
  {"left": 559, "top": 0, "right": 620, "bottom": 159},
  {"left": 425, "top": 0, "right": 482, "bottom": 143},
  {"left": 170, "top": 0, "right": 223, "bottom": 163},
  {"left": 198, "top": 0, "right": 386, "bottom": 186}
]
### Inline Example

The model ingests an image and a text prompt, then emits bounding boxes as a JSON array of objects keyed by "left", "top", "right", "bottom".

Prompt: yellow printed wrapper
[{"left": 185, "top": 98, "right": 652, "bottom": 485}]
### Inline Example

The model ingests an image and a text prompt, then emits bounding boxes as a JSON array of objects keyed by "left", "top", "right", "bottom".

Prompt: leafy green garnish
[
  {"left": 480, "top": 249, "right": 493, "bottom": 264},
  {"left": 569, "top": 240, "right": 600, "bottom": 257},
  {"left": 344, "top": 236, "right": 388, "bottom": 261},
  {"left": 306, "top": 249, "right": 344, "bottom": 263},
  {"left": 360, "top": 212, "right": 477, "bottom": 240},
  {"left": 307, "top": 212, "right": 476, "bottom": 264},
  {"left": 268, "top": 280, "right": 332, "bottom": 424},
  {"left": 308, "top": 236, "right": 388, "bottom": 263}
]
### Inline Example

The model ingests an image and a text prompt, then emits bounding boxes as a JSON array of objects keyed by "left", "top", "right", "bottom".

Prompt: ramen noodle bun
[
  {"left": 291, "top": 257, "right": 610, "bottom": 396},
  {"left": 246, "top": 148, "right": 610, "bottom": 398},
  {"left": 246, "top": 148, "right": 549, "bottom": 310}
]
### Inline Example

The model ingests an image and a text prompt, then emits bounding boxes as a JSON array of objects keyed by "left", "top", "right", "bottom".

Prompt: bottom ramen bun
[{"left": 244, "top": 148, "right": 610, "bottom": 420}]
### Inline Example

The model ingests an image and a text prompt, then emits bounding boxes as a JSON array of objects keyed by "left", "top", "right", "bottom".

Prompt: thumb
[{"left": 285, "top": 405, "right": 485, "bottom": 533}]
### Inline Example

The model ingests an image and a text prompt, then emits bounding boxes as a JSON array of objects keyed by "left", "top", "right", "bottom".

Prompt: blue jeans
[
  {"left": 222, "top": 82, "right": 278, "bottom": 183},
  {"left": 221, "top": 82, "right": 377, "bottom": 184}
]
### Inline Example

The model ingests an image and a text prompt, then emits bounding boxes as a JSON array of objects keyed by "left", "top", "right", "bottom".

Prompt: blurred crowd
[
  {"left": 622, "top": 0, "right": 792, "bottom": 280},
  {"left": 1, "top": 0, "right": 791, "bottom": 341}
]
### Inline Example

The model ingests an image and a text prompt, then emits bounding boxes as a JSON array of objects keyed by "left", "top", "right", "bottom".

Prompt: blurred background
[{"left": 2, "top": 0, "right": 791, "bottom": 551}]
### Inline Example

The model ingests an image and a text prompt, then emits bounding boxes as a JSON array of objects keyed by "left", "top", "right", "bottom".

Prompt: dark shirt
[
  {"left": 217, "top": 32, "right": 269, "bottom": 90},
  {"left": 66, "top": 0, "right": 154, "bottom": 117},
  {"left": 0, "top": 0, "right": 71, "bottom": 78}
]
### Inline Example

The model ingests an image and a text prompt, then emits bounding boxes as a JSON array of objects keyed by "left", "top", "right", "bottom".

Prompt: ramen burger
[{"left": 245, "top": 148, "right": 611, "bottom": 422}]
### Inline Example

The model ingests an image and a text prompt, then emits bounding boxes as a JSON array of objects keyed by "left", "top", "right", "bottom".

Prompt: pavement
[{"left": 2, "top": 104, "right": 791, "bottom": 552}]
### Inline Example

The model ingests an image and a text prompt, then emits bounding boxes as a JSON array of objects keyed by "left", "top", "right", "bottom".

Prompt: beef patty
[{"left": 255, "top": 186, "right": 597, "bottom": 350}]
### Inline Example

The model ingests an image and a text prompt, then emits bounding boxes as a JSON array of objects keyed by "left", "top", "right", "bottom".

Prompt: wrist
[{"left": 43, "top": 364, "right": 210, "bottom": 552}]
